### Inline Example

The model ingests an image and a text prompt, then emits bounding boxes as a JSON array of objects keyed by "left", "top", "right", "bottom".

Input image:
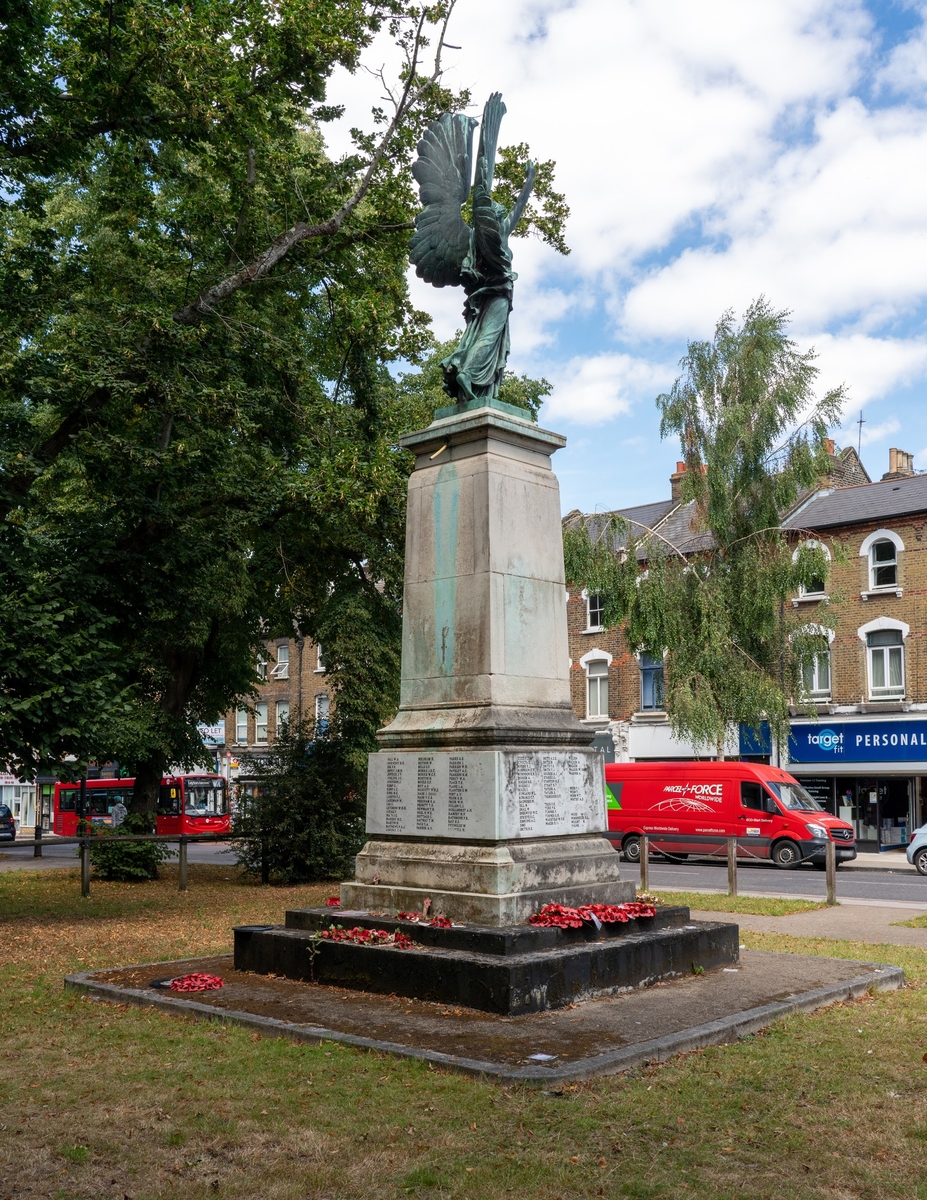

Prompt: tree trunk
[{"left": 131, "top": 753, "right": 165, "bottom": 819}]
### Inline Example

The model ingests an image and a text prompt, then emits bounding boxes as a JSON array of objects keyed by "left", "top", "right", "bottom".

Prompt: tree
[
  {"left": 564, "top": 298, "right": 845, "bottom": 757},
  {"left": 233, "top": 717, "right": 365, "bottom": 884},
  {"left": 0, "top": 1, "right": 570, "bottom": 818}
]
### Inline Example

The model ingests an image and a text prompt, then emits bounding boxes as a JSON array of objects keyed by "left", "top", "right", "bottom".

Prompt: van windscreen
[{"left": 765, "top": 781, "right": 823, "bottom": 812}]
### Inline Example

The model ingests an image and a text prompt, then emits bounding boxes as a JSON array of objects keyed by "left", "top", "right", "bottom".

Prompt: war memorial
[{"left": 70, "top": 97, "right": 901, "bottom": 1080}]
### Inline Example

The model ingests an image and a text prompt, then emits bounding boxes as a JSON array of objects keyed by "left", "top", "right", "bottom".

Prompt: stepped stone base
[
  {"left": 341, "top": 834, "right": 632, "bottom": 927},
  {"left": 233, "top": 906, "right": 740, "bottom": 1015}
]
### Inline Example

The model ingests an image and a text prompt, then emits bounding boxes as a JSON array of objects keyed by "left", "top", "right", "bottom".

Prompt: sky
[{"left": 325, "top": 0, "right": 927, "bottom": 515}]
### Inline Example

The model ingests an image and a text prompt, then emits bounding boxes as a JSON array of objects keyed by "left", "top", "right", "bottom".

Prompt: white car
[{"left": 906, "top": 824, "right": 927, "bottom": 876}]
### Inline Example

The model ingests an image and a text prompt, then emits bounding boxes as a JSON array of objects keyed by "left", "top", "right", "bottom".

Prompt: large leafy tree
[
  {"left": 0, "top": 1, "right": 568, "bottom": 813},
  {"left": 565, "top": 299, "right": 845, "bottom": 757}
]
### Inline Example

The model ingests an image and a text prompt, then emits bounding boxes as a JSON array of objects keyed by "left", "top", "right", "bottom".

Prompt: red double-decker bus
[{"left": 53, "top": 774, "right": 230, "bottom": 837}]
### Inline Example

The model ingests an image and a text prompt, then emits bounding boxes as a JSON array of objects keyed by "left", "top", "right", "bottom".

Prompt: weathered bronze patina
[{"left": 409, "top": 93, "right": 535, "bottom": 416}]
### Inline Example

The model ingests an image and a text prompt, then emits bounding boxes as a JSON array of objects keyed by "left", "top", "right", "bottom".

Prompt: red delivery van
[{"left": 604, "top": 761, "right": 856, "bottom": 869}]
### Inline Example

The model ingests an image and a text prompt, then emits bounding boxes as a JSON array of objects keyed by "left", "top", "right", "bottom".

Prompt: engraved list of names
[{"left": 366, "top": 750, "right": 603, "bottom": 840}]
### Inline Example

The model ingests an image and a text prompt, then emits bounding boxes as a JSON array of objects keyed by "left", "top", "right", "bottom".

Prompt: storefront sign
[{"left": 740, "top": 720, "right": 927, "bottom": 763}]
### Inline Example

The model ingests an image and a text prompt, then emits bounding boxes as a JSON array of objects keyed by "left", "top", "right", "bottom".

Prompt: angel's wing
[{"left": 409, "top": 112, "right": 477, "bottom": 288}]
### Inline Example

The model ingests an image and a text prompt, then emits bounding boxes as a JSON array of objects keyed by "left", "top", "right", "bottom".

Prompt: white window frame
[
  {"left": 235, "top": 709, "right": 248, "bottom": 744},
  {"left": 314, "top": 643, "right": 326, "bottom": 673},
  {"left": 275, "top": 700, "right": 290, "bottom": 731},
  {"left": 579, "top": 648, "right": 612, "bottom": 721},
  {"left": 255, "top": 702, "right": 268, "bottom": 743},
  {"left": 270, "top": 643, "right": 289, "bottom": 679},
  {"left": 794, "top": 624, "right": 835, "bottom": 702},
  {"left": 581, "top": 590, "right": 605, "bottom": 634},
  {"left": 858, "top": 616, "right": 909, "bottom": 700},
  {"left": 791, "top": 539, "right": 831, "bottom": 605},
  {"left": 859, "top": 529, "right": 904, "bottom": 598},
  {"left": 256, "top": 653, "right": 267, "bottom": 681},
  {"left": 315, "top": 693, "right": 330, "bottom": 729}
]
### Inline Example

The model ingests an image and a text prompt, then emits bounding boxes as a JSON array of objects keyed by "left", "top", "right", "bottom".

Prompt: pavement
[{"left": 698, "top": 894, "right": 927, "bottom": 949}]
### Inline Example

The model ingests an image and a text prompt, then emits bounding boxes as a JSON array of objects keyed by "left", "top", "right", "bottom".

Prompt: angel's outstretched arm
[{"left": 504, "top": 161, "right": 536, "bottom": 237}]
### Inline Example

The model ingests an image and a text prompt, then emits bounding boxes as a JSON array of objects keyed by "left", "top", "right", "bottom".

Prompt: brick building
[
  {"left": 213, "top": 636, "right": 331, "bottom": 789},
  {"left": 564, "top": 444, "right": 927, "bottom": 849}
]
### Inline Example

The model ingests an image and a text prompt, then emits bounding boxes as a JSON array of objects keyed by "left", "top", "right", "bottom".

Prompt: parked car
[
  {"left": 0, "top": 804, "right": 15, "bottom": 841},
  {"left": 605, "top": 760, "right": 856, "bottom": 869},
  {"left": 906, "top": 824, "right": 927, "bottom": 875}
]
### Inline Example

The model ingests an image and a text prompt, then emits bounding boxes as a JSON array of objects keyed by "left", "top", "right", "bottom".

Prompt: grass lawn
[
  {"left": 2, "top": 865, "right": 927, "bottom": 1200},
  {"left": 654, "top": 891, "right": 827, "bottom": 917}
]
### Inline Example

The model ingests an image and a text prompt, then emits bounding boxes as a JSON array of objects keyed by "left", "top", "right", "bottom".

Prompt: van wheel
[
  {"left": 622, "top": 835, "right": 641, "bottom": 864},
  {"left": 772, "top": 840, "right": 802, "bottom": 869}
]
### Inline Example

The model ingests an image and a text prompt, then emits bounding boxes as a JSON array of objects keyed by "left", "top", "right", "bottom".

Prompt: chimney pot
[{"left": 882, "top": 447, "right": 914, "bottom": 481}]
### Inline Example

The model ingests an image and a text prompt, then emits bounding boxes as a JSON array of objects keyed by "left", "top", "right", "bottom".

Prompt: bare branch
[{"left": 172, "top": 3, "right": 457, "bottom": 327}]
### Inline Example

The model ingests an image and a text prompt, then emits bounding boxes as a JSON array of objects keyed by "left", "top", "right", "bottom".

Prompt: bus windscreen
[{"left": 183, "top": 779, "right": 228, "bottom": 816}]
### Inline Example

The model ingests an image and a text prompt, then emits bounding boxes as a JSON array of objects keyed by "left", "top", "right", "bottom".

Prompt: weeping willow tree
[{"left": 564, "top": 298, "right": 846, "bottom": 758}]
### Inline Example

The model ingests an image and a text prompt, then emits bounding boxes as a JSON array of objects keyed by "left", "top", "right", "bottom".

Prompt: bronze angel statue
[{"left": 410, "top": 93, "right": 536, "bottom": 407}]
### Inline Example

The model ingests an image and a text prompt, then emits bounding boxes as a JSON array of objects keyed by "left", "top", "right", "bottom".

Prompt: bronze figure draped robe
[{"left": 409, "top": 94, "right": 536, "bottom": 408}]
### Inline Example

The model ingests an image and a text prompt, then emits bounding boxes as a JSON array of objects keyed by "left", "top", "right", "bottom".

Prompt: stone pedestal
[{"left": 342, "top": 405, "right": 629, "bottom": 926}]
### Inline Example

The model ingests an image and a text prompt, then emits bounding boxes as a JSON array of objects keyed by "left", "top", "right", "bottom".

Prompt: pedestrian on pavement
[{"left": 111, "top": 799, "right": 127, "bottom": 828}]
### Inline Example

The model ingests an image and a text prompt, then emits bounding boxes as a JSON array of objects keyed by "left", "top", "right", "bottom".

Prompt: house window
[
  {"left": 235, "top": 709, "right": 248, "bottom": 744},
  {"left": 315, "top": 693, "right": 330, "bottom": 732},
  {"left": 640, "top": 651, "right": 664, "bottom": 710},
  {"left": 870, "top": 540, "right": 898, "bottom": 589},
  {"left": 586, "top": 660, "right": 609, "bottom": 719},
  {"left": 271, "top": 644, "right": 289, "bottom": 679},
  {"left": 255, "top": 702, "right": 268, "bottom": 742},
  {"left": 801, "top": 644, "right": 831, "bottom": 700},
  {"left": 315, "top": 644, "right": 326, "bottom": 672},
  {"left": 867, "top": 630, "right": 904, "bottom": 698},
  {"left": 256, "top": 653, "right": 267, "bottom": 681},
  {"left": 585, "top": 593, "right": 605, "bottom": 632},
  {"left": 276, "top": 701, "right": 290, "bottom": 731}
]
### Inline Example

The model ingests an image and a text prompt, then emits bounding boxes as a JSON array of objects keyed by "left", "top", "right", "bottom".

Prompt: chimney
[
  {"left": 670, "top": 461, "right": 687, "bottom": 501},
  {"left": 882, "top": 447, "right": 915, "bottom": 481},
  {"left": 824, "top": 437, "right": 835, "bottom": 456}
]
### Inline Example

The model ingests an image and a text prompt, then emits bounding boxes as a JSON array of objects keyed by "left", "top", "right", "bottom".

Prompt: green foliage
[
  {"left": 233, "top": 719, "right": 365, "bottom": 883},
  {"left": 494, "top": 143, "right": 571, "bottom": 256},
  {"left": 397, "top": 336, "right": 552, "bottom": 418},
  {"left": 566, "top": 298, "right": 846, "bottom": 756},
  {"left": 0, "top": 3, "right": 449, "bottom": 789},
  {"left": 86, "top": 813, "right": 174, "bottom": 882}
]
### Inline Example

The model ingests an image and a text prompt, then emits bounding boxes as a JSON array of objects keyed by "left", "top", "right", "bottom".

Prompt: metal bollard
[
  {"left": 178, "top": 836, "right": 188, "bottom": 892},
  {"left": 639, "top": 834, "right": 649, "bottom": 893},
  {"left": 727, "top": 837, "right": 738, "bottom": 897},
  {"left": 80, "top": 838, "right": 90, "bottom": 897},
  {"left": 33, "top": 821, "right": 42, "bottom": 859},
  {"left": 825, "top": 837, "right": 837, "bottom": 906}
]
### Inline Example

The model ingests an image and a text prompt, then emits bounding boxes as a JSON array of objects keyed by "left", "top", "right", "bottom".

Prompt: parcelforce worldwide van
[{"left": 604, "top": 761, "right": 856, "bottom": 869}]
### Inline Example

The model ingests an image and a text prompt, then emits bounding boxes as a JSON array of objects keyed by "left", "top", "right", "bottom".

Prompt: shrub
[
  {"left": 233, "top": 718, "right": 365, "bottom": 884},
  {"left": 85, "top": 812, "right": 174, "bottom": 881}
]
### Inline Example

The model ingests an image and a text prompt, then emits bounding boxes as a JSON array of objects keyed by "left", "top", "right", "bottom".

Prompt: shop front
[{"left": 740, "top": 718, "right": 927, "bottom": 852}]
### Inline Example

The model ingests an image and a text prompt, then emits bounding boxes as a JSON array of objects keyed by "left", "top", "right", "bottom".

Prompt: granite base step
[{"left": 234, "top": 905, "right": 739, "bottom": 1015}]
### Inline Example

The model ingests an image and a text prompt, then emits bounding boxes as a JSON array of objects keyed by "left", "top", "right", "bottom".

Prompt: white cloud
[
  {"left": 811, "top": 332, "right": 927, "bottom": 405},
  {"left": 544, "top": 353, "right": 674, "bottom": 423},
  {"left": 324, "top": 1, "right": 927, "bottom": 444}
]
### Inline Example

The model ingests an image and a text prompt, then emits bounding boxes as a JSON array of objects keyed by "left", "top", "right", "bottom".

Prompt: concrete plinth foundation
[{"left": 341, "top": 834, "right": 633, "bottom": 927}]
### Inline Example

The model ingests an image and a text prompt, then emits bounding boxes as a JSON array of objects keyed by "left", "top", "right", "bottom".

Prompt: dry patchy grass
[{"left": 2, "top": 866, "right": 927, "bottom": 1199}]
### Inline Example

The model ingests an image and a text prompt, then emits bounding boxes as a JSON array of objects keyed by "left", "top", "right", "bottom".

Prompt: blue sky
[{"left": 328, "top": 0, "right": 927, "bottom": 514}]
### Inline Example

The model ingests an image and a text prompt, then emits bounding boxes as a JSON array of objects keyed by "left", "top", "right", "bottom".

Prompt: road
[
  {"left": 623, "top": 855, "right": 927, "bottom": 904},
  {"left": 0, "top": 838, "right": 238, "bottom": 872},
  {"left": 3, "top": 838, "right": 927, "bottom": 904}
]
